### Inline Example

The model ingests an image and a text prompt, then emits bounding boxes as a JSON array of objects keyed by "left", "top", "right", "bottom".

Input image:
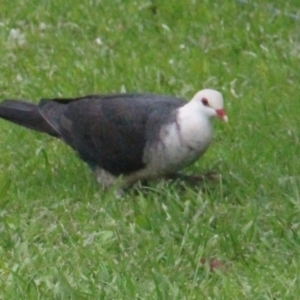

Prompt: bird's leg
[
  {"left": 166, "top": 172, "right": 220, "bottom": 185},
  {"left": 94, "top": 167, "right": 152, "bottom": 194},
  {"left": 94, "top": 167, "right": 118, "bottom": 190},
  {"left": 94, "top": 168, "right": 128, "bottom": 198},
  {"left": 121, "top": 168, "right": 155, "bottom": 188}
]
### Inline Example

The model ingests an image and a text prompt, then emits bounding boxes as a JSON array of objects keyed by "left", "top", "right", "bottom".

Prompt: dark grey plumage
[
  {"left": 0, "top": 99, "right": 59, "bottom": 137},
  {"left": 0, "top": 93, "right": 185, "bottom": 176}
]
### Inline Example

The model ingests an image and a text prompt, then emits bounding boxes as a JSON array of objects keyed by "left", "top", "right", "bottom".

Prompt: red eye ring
[{"left": 201, "top": 98, "right": 209, "bottom": 106}]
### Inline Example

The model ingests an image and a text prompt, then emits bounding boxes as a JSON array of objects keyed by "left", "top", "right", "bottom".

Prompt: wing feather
[{"left": 38, "top": 93, "right": 185, "bottom": 175}]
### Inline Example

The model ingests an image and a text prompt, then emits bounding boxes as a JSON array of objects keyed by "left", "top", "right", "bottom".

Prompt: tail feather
[{"left": 0, "top": 100, "right": 59, "bottom": 137}]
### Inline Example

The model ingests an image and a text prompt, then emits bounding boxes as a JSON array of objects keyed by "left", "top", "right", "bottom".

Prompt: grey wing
[
  {"left": 38, "top": 94, "right": 185, "bottom": 176},
  {"left": 38, "top": 96, "right": 149, "bottom": 175}
]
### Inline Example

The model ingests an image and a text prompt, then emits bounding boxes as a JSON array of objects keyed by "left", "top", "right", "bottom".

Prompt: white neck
[
  {"left": 143, "top": 102, "right": 214, "bottom": 174},
  {"left": 177, "top": 103, "right": 213, "bottom": 151}
]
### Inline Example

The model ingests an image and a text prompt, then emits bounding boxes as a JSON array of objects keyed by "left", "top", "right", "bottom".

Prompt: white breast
[{"left": 144, "top": 108, "right": 213, "bottom": 174}]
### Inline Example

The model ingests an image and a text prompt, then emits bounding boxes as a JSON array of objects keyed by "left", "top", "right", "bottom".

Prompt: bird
[{"left": 0, "top": 89, "right": 228, "bottom": 190}]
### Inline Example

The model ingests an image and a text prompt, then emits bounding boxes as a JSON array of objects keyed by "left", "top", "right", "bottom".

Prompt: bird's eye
[{"left": 201, "top": 98, "right": 209, "bottom": 106}]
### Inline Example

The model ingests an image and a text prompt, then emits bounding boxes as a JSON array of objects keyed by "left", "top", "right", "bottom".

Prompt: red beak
[{"left": 216, "top": 109, "right": 228, "bottom": 122}]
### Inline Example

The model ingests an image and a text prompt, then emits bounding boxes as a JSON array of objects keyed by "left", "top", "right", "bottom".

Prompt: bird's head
[{"left": 191, "top": 89, "right": 228, "bottom": 122}]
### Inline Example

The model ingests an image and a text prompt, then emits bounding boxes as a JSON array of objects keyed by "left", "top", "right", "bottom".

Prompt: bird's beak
[{"left": 216, "top": 109, "right": 228, "bottom": 122}]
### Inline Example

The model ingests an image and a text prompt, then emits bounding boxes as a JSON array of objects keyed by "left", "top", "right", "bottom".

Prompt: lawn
[{"left": 0, "top": 0, "right": 300, "bottom": 299}]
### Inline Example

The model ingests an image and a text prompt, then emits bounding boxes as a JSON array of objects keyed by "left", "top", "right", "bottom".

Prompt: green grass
[{"left": 0, "top": 0, "right": 300, "bottom": 299}]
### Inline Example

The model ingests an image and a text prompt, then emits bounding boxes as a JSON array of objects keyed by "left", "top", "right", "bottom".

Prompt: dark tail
[{"left": 0, "top": 100, "right": 60, "bottom": 137}]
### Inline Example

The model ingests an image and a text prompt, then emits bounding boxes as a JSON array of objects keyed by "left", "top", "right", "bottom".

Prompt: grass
[{"left": 0, "top": 0, "right": 300, "bottom": 298}]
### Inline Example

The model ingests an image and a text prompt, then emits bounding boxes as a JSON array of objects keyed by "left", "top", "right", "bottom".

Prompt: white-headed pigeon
[{"left": 0, "top": 89, "right": 227, "bottom": 189}]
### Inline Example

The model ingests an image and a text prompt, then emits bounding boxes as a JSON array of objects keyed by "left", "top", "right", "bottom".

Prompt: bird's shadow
[{"left": 123, "top": 171, "right": 223, "bottom": 196}]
